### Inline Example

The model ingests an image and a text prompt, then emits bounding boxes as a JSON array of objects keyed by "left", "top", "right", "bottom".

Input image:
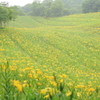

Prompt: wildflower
[
  {"left": 13, "top": 80, "right": 23, "bottom": 92},
  {"left": 23, "top": 80, "right": 29, "bottom": 87},
  {"left": 33, "top": 74, "right": 37, "bottom": 78},
  {"left": 36, "top": 69, "right": 42, "bottom": 75},
  {"left": 88, "top": 88, "right": 95, "bottom": 92},
  {"left": 66, "top": 91, "right": 72, "bottom": 96},
  {"left": 50, "top": 81, "right": 57, "bottom": 87},
  {"left": 23, "top": 83, "right": 29, "bottom": 87},
  {"left": 59, "top": 74, "right": 67, "bottom": 78},
  {"left": 77, "top": 92, "right": 81, "bottom": 97},
  {"left": 75, "top": 85, "right": 85, "bottom": 88},
  {"left": 37, "top": 82, "right": 41, "bottom": 86},
  {"left": 49, "top": 76, "right": 54, "bottom": 80},
  {"left": 46, "top": 87, "right": 55, "bottom": 95},
  {"left": 67, "top": 82, "right": 73, "bottom": 86},
  {"left": 59, "top": 79, "right": 64, "bottom": 83},
  {"left": 1, "top": 65, "right": 6, "bottom": 70},
  {"left": 25, "top": 67, "right": 32, "bottom": 70},
  {"left": 40, "top": 89, "right": 47, "bottom": 94},
  {"left": 28, "top": 73, "right": 33, "bottom": 78},
  {"left": 44, "top": 94, "right": 50, "bottom": 98},
  {"left": 40, "top": 87, "right": 54, "bottom": 95},
  {"left": 19, "top": 74, "right": 23, "bottom": 77},
  {"left": 23, "top": 80, "right": 27, "bottom": 83},
  {"left": 10, "top": 66, "right": 16, "bottom": 71}
]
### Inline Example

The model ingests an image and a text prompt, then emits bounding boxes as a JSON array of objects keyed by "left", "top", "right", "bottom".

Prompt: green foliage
[
  {"left": 31, "top": 2, "right": 45, "bottom": 16},
  {"left": 0, "top": 62, "right": 14, "bottom": 100},
  {"left": 21, "top": 0, "right": 85, "bottom": 16},
  {"left": 21, "top": 4, "right": 31, "bottom": 14},
  {"left": 50, "top": 0, "right": 64, "bottom": 17},
  {"left": 0, "top": 6, "right": 8, "bottom": 26},
  {"left": 63, "top": 8, "right": 70, "bottom": 16},
  {"left": 82, "top": 0, "right": 100, "bottom": 13},
  {"left": 21, "top": 0, "right": 69, "bottom": 17},
  {"left": 61, "top": 0, "right": 84, "bottom": 14},
  {"left": 31, "top": 0, "right": 64, "bottom": 17},
  {"left": 11, "top": 6, "right": 25, "bottom": 16},
  {"left": 0, "top": 2, "right": 18, "bottom": 27}
]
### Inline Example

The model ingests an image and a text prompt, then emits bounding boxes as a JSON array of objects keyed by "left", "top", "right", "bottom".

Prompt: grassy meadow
[{"left": 0, "top": 12, "right": 100, "bottom": 100}]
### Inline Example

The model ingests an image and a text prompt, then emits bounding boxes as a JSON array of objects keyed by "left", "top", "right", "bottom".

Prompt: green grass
[{"left": 0, "top": 12, "right": 100, "bottom": 100}]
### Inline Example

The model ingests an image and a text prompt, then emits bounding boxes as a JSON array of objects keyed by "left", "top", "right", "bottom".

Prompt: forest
[{"left": 21, "top": 0, "right": 100, "bottom": 17}]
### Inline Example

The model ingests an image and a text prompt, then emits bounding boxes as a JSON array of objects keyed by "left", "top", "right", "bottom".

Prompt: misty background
[
  {"left": 0, "top": 0, "right": 100, "bottom": 22},
  {"left": 20, "top": 0, "right": 100, "bottom": 17}
]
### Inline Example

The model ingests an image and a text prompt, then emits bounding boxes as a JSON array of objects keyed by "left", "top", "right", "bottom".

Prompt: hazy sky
[{"left": 0, "top": 0, "right": 43, "bottom": 6}]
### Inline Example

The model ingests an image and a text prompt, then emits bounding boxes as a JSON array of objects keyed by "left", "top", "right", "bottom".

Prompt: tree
[
  {"left": 20, "top": 0, "right": 88, "bottom": 17},
  {"left": 0, "top": 6, "right": 8, "bottom": 26},
  {"left": 43, "top": 0, "right": 53, "bottom": 6},
  {"left": 42, "top": 0, "right": 53, "bottom": 17},
  {"left": 50, "top": 0, "right": 64, "bottom": 17},
  {"left": 82, "top": 0, "right": 100, "bottom": 13},
  {"left": 31, "top": 2, "right": 45, "bottom": 16},
  {"left": 61, "top": 0, "right": 84, "bottom": 14},
  {"left": 13, "top": 6, "right": 25, "bottom": 16},
  {"left": 0, "top": 2, "right": 17, "bottom": 27},
  {"left": 21, "top": 4, "right": 31, "bottom": 14},
  {"left": 63, "top": 8, "right": 70, "bottom": 16}
]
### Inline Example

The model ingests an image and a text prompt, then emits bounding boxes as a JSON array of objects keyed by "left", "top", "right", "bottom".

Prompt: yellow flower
[
  {"left": 44, "top": 94, "right": 50, "bottom": 98},
  {"left": 17, "top": 84, "right": 23, "bottom": 92},
  {"left": 66, "top": 91, "right": 72, "bottom": 96},
  {"left": 25, "top": 67, "right": 32, "bottom": 70},
  {"left": 13, "top": 80, "right": 23, "bottom": 92},
  {"left": 40, "top": 89, "right": 47, "bottom": 94},
  {"left": 77, "top": 92, "right": 82, "bottom": 97},
  {"left": 19, "top": 74, "right": 23, "bottom": 77},
  {"left": 23, "top": 83, "right": 29, "bottom": 87},
  {"left": 46, "top": 87, "right": 54, "bottom": 95},
  {"left": 1, "top": 65, "right": 6, "bottom": 70},
  {"left": 59, "top": 74, "right": 67, "bottom": 78},
  {"left": 24, "top": 80, "right": 27, "bottom": 83},
  {"left": 28, "top": 73, "right": 33, "bottom": 78},
  {"left": 33, "top": 75, "right": 37, "bottom": 78},
  {"left": 88, "top": 88, "right": 95, "bottom": 92},
  {"left": 50, "top": 81, "right": 57, "bottom": 87},
  {"left": 75, "top": 85, "right": 85, "bottom": 88},
  {"left": 40, "top": 87, "right": 54, "bottom": 95},
  {"left": 60, "top": 79, "right": 64, "bottom": 83},
  {"left": 49, "top": 76, "right": 54, "bottom": 80},
  {"left": 36, "top": 69, "right": 43, "bottom": 75},
  {"left": 37, "top": 82, "right": 41, "bottom": 86},
  {"left": 10, "top": 66, "right": 16, "bottom": 71}
]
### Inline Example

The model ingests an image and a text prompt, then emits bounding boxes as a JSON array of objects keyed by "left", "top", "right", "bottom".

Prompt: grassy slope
[
  {"left": 8, "top": 13, "right": 100, "bottom": 28},
  {"left": 0, "top": 12, "right": 100, "bottom": 86}
]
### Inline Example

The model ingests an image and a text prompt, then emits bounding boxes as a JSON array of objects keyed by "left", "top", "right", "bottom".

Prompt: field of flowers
[{"left": 0, "top": 12, "right": 100, "bottom": 100}]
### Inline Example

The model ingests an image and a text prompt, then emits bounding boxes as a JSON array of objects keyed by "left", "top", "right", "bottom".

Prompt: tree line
[
  {"left": 0, "top": 0, "right": 100, "bottom": 27},
  {"left": 21, "top": 0, "right": 100, "bottom": 17}
]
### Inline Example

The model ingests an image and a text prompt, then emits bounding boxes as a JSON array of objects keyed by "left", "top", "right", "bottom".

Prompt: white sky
[{"left": 0, "top": 0, "right": 43, "bottom": 6}]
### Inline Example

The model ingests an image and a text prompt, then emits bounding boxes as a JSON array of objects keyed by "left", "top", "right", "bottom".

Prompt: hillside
[
  {"left": 0, "top": 12, "right": 100, "bottom": 100},
  {"left": 8, "top": 13, "right": 100, "bottom": 28}
]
